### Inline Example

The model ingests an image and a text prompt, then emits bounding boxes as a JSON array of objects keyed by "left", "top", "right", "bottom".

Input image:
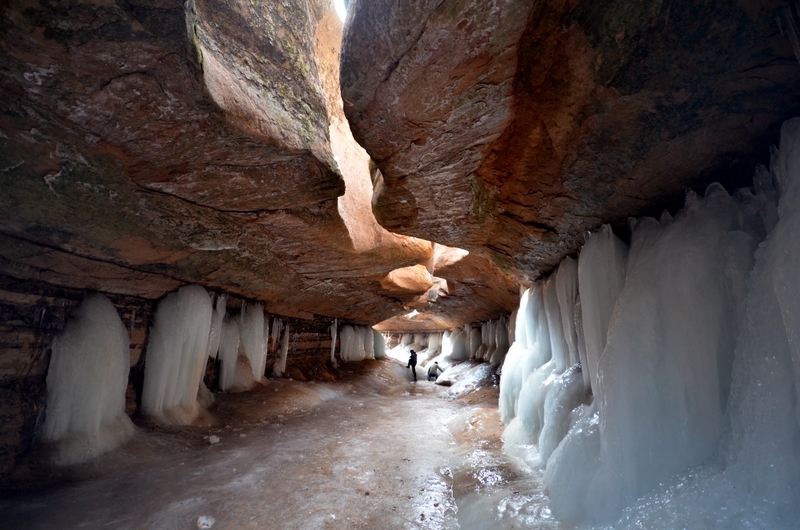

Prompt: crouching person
[{"left": 427, "top": 361, "right": 442, "bottom": 381}]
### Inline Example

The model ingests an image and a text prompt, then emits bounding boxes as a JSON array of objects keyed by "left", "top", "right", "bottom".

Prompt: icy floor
[{"left": 0, "top": 360, "right": 563, "bottom": 529}]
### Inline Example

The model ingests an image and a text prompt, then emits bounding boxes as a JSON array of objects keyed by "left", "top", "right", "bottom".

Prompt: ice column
[
  {"left": 218, "top": 317, "right": 254, "bottom": 392},
  {"left": 206, "top": 294, "right": 226, "bottom": 359},
  {"left": 141, "top": 285, "right": 212, "bottom": 424},
  {"left": 270, "top": 317, "right": 283, "bottom": 352},
  {"left": 490, "top": 317, "right": 510, "bottom": 365},
  {"left": 240, "top": 303, "right": 267, "bottom": 380},
  {"left": 43, "top": 293, "right": 134, "bottom": 464},
  {"left": 272, "top": 324, "right": 290, "bottom": 376},
  {"left": 373, "top": 329, "right": 386, "bottom": 359},
  {"left": 364, "top": 326, "right": 375, "bottom": 360},
  {"left": 330, "top": 318, "right": 338, "bottom": 365},
  {"left": 578, "top": 225, "right": 628, "bottom": 395},
  {"left": 555, "top": 257, "right": 580, "bottom": 367}
]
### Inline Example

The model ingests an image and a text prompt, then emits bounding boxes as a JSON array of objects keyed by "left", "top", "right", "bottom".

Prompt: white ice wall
[{"left": 501, "top": 118, "right": 800, "bottom": 528}]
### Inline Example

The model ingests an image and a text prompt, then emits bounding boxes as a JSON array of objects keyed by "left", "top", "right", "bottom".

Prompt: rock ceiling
[{"left": 1, "top": 0, "right": 799, "bottom": 330}]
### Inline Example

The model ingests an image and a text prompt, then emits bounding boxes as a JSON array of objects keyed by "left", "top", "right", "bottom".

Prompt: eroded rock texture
[
  {"left": 0, "top": 0, "right": 518, "bottom": 330},
  {"left": 342, "top": 0, "right": 800, "bottom": 280}
]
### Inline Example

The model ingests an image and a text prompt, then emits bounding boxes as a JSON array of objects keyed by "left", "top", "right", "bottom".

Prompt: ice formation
[
  {"left": 577, "top": 224, "right": 628, "bottom": 396},
  {"left": 42, "top": 293, "right": 134, "bottom": 464},
  {"left": 270, "top": 317, "right": 283, "bottom": 352},
  {"left": 330, "top": 318, "right": 338, "bottom": 365},
  {"left": 240, "top": 303, "right": 267, "bottom": 381},
  {"left": 372, "top": 329, "right": 386, "bottom": 359},
  {"left": 339, "top": 325, "right": 358, "bottom": 362},
  {"left": 218, "top": 317, "right": 254, "bottom": 392},
  {"left": 500, "top": 118, "right": 800, "bottom": 528},
  {"left": 141, "top": 285, "right": 213, "bottom": 424},
  {"left": 272, "top": 324, "right": 291, "bottom": 377},
  {"left": 206, "top": 294, "right": 226, "bottom": 359}
]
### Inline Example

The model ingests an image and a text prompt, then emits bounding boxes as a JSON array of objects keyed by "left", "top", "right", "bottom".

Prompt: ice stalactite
[
  {"left": 577, "top": 224, "right": 628, "bottom": 396},
  {"left": 206, "top": 294, "right": 226, "bottom": 359},
  {"left": 489, "top": 316, "right": 509, "bottom": 365},
  {"left": 499, "top": 284, "right": 552, "bottom": 426},
  {"left": 218, "top": 317, "right": 254, "bottom": 392},
  {"left": 372, "top": 329, "right": 386, "bottom": 359},
  {"left": 330, "top": 318, "right": 338, "bottom": 366},
  {"left": 555, "top": 257, "right": 580, "bottom": 368},
  {"left": 339, "top": 325, "right": 369, "bottom": 362},
  {"left": 426, "top": 332, "right": 442, "bottom": 358},
  {"left": 448, "top": 328, "right": 468, "bottom": 362},
  {"left": 507, "top": 307, "right": 517, "bottom": 346},
  {"left": 141, "top": 285, "right": 212, "bottom": 424},
  {"left": 240, "top": 303, "right": 267, "bottom": 381},
  {"left": 270, "top": 317, "right": 283, "bottom": 352},
  {"left": 364, "top": 326, "right": 375, "bottom": 360},
  {"left": 42, "top": 293, "right": 134, "bottom": 464},
  {"left": 272, "top": 324, "right": 291, "bottom": 377},
  {"left": 468, "top": 326, "right": 481, "bottom": 358}
]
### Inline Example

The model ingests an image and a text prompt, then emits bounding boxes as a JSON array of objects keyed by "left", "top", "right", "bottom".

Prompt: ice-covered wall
[
  {"left": 501, "top": 118, "right": 800, "bottom": 528},
  {"left": 42, "top": 293, "right": 135, "bottom": 464}
]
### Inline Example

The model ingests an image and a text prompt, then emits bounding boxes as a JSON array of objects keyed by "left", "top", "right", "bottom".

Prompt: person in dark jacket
[{"left": 407, "top": 349, "right": 418, "bottom": 381}]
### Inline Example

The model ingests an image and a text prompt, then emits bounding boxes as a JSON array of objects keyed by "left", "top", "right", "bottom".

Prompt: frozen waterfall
[{"left": 500, "top": 117, "right": 800, "bottom": 528}]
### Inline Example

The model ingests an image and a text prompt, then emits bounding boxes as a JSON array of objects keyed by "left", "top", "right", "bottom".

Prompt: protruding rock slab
[{"left": 342, "top": 0, "right": 800, "bottom": 280}]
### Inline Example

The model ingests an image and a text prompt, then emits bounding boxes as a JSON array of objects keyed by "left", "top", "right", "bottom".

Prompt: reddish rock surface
[
  {"left": 0, "top": 0, "right": 520, "bottom": 330},
  {"left": 342, "top": 0, "right": 800, "bottom": 280}
]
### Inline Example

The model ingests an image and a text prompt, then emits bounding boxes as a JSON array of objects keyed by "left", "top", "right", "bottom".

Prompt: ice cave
[{"left": 1, "top": 0, "right": 800, "bottom": 528}]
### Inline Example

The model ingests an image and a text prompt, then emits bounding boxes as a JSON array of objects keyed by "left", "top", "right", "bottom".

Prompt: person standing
[{"left": 407, "top": 349, "right": 418, "bottom": 381}]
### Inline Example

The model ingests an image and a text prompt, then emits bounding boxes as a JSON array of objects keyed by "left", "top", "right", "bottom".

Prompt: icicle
[
  {"left": 273, "top": 324, "right": 290, "bottom": 377},
  {"left": 330, "top": 318, "right": 338, "bottom": 366}
]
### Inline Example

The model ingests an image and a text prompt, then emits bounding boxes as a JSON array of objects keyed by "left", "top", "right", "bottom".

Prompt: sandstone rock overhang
[
  {"left": 341, "top": 0, "right": 800, "bottom": 282},
  {"left": 0, "top": 0, "right": 520, "bottom": 328}
]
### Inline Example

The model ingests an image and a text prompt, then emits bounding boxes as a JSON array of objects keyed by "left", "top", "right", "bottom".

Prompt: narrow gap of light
[{"left": 333, "top": 0, "right": 346, "bottom": 22}]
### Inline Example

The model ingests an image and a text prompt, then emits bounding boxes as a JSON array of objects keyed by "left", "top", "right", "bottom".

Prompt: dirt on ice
[{"left": 0, "top": 359, "right": 563, "bottom": 529}]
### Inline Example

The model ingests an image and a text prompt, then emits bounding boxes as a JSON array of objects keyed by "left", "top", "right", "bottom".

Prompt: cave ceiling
[
  {"left": 1, "top": 0, "right": 799, "bottom": 330},
  {"left": 342, "top": 0, "right": 800, "bottom": 283}
]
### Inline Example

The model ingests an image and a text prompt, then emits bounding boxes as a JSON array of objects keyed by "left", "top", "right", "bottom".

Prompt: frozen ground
[{"left": 0, "top": 359, "right": 559, "bottom": 530}]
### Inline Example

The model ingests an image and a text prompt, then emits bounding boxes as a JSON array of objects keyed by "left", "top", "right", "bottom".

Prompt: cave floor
[{"left": 0, "top": 359, "right": 564, "bottom": 529}]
